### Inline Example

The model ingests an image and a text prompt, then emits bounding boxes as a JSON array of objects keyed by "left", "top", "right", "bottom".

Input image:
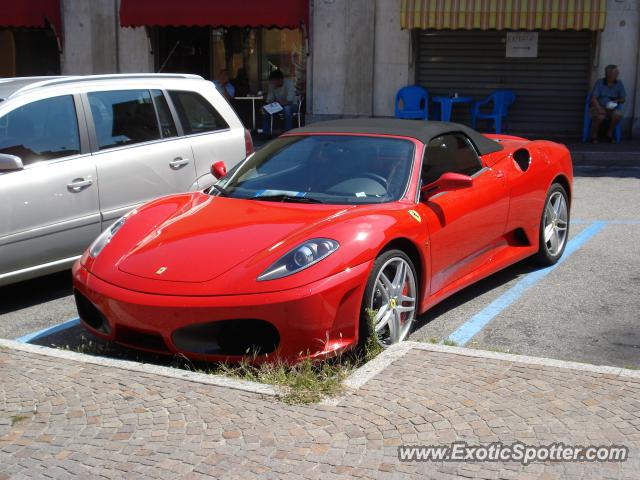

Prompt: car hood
[{"left": 116, "top": 194, "right": 356, "bottom": 283}]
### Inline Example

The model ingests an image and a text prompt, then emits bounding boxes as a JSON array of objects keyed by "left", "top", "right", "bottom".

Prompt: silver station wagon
[{"left": 0, "top": 74, "right": 251, "bottom": 286}]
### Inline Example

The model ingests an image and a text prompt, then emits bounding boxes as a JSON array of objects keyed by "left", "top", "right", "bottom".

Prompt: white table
[{"left": 234, "top": 96, "right": 264, "bottom": 130}]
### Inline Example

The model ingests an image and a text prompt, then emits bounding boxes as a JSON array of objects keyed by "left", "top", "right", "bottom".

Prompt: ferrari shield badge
[
  {"left": 408, "top": 210, "right": 421, "bottom": 223},
  {"left": 155, "top": 266, "right": 168, "bottom": 275}
]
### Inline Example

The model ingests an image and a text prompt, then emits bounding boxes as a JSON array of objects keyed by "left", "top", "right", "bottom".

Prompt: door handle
[
  {"left": 495, "top": 170, "right": 505, "bottom": 178},
  {"left": 169, "top": 157, "right": 190, "bottom": 169},
  {"left": 67, "top": 178, "right": 93, "bottom": 192}
]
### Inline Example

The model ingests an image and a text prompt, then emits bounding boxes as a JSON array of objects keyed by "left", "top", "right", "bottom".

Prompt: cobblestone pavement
[{"left": 1, "top": 343, "right": 640, "bottom": 479}]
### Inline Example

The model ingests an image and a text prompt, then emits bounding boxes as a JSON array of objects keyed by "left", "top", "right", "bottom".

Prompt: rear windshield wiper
[{"left": 253, "top": 194, "right": 323, "bottom": 204}]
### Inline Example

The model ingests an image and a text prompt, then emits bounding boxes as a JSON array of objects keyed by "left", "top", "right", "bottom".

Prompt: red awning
[
  {"left": 120, "top": 0, "right": 308, "bottom": 29},
  {"left": 0, "top": 0, "right": 62, "bottom": 35}
]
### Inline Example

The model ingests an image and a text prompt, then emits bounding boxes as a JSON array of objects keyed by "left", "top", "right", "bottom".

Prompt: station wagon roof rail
[{"left": 0, "top": 74, "right": 204, "bottom": 101}]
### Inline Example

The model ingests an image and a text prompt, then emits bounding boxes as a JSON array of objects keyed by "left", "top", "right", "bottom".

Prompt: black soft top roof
[{"left": 289, "top": 118, "right": 503, "bottom": 155}]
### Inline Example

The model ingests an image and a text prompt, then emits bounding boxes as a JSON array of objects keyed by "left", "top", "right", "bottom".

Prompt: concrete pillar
[
  {"left": 61, "top": 0, "right": 152, "bottom": 75},
  {"left": 117, "top": 27, "right": 153, "bottom": 73},
  {"left": 116, "top": 0, "right": 153, "bottom": 73},
  {"left": 343, "top": 0, "right": 375, "bottom": 116},
  {"left": 373, "top": 0, "right": 411, "bottom": 117},
  {"left": 60, "top": 0, "right": 96, "bottom": 74},
  {"left": 310, "top": 0, "right": 348, "bottom": 119},
  {"left": 309, "top": 0, "right": 375, "bottom": 120},
  {"left": 595, "top": 0, "right": 640, "bottom": 137}
]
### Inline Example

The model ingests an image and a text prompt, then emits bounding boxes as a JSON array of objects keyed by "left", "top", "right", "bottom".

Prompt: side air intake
[{"left": 513, "top": 148, "right": 531, "bottom": 172}]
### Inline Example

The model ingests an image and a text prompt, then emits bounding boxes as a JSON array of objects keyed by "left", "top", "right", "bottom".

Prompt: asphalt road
[{"left": 1, "top": 165, "right": 639, "bottom": 368}]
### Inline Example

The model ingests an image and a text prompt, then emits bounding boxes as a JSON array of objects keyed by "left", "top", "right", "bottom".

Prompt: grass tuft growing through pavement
[
  {"left": 363, "top": 308, "right": 383, "bottom": 362},
  {"left": 214, "top": 357, "right": 350, "bottom": 405},
  {"left": 10, "top": 415, "right": 26, "bottom": 426}
]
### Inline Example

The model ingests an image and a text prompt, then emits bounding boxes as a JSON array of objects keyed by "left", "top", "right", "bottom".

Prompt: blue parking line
[
  {"left": 15, "top": 317, "right": 80, "bottom": 344},
  {"left": 445, "top": 221, "right": 608, "bottom": 346}
]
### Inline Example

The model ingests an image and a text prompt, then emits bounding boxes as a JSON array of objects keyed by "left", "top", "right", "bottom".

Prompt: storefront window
[
  {"left": 261, "top": 29, "right": 305, "bottom": 96},
  {"left": 210, "top": 27, "right": 305, "bottom": 96},
  {"left": 156, "top": 25, "right": 306, "bottom": 129},
  {"left": 0, "top": 28, "right": 60, "bottom": 77},
  {"left": 211, "top": 28, "right": 259, "bottom": 96}
]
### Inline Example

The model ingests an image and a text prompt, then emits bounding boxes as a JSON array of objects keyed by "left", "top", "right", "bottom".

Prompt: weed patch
[{"left": 10, "top": 415, "right": 26, "bottom": 426}]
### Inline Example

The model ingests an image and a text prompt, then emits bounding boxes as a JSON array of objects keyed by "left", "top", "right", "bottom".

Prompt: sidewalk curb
[
  {"left": 326, "top": 341, "right": 640, "bottom": 405},
  {"left": 2, "top": 338, "right": 638, "bottom": 406},
  {"left": 403, "top": 341, "right": 640, "bottom": 379},
  {"left": 0, "top": 338, "right": 282, "bottom": 397}
]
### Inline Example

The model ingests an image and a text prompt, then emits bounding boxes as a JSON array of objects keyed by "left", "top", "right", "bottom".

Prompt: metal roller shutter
[{"left": 415, "top": 30, "right": 595, "bottom": 136}]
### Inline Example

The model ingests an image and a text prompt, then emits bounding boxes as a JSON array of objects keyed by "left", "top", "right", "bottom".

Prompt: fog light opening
[{"left": 73, "top": 290, "right": 110, "bottom": 334}]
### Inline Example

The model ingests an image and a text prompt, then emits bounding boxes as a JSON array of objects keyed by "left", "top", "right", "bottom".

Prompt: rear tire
[
  {"left": 358, "top": 249, "right": 418, "bottom": 349},
  {"left": 532, "top": 183, "right": 569, "bottom": 266}
]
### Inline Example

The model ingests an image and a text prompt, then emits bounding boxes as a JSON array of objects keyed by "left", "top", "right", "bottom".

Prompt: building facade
[
  {"left": 1, "top": 0, "right": 638, "bottom": 138},
  {"left": 309, "top": 0, "right": 640, "bottom": 139}
]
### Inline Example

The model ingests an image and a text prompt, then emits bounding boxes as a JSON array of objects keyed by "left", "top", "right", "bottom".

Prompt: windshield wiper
[
  {"left": 210, "top": 184, "right": 230, "bottom": 196},
  {"left": 253, "top": 194, "right": 323, "bottom": 204}
]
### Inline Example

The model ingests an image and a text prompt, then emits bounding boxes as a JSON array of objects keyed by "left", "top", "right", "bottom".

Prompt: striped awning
[{"left": 400, "top": 0, "right": 607, "bottom": 30}]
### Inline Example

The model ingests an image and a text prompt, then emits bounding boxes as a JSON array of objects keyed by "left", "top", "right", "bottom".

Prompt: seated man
[
  {"left": 261, "top": 69, "right": 296, "bottom": 137},
  {"left": 589, "top": 64, "right": 626, "bottom": 142},
  {"left": 213, "top": 69, "right": 235, "bottom": 100}
]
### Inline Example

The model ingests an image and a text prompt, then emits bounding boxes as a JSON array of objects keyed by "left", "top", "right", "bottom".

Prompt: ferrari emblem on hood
[
  {"left": 408, "top": 210, "right": 421, "bottom": 223},
  {"left": 155, "top": 267, "right": 168, "bottom": 275}
]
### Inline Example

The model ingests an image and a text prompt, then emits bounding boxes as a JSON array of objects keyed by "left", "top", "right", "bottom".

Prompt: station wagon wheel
[
  {"left": 360, "top": 249, "right": 418, "bottom": 348},
  {"left": 533, "top": 183, "right": 570, "bottom": 266}
]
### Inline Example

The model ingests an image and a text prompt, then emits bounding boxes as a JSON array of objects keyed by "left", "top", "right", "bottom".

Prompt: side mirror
[
  {"left": 211, "top": 161, "right": 227, "bottom": 179},
  {"left": 0, "top": 153, "right": 24, "bottom": 172},
  {"left": 421, "top": 172, "right": 473, "bottom": 199}
]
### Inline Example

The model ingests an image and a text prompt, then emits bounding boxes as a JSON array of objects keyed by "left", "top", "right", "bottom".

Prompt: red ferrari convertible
[{"left": 73, "top": 119, "right": 572, "bottom": 363}]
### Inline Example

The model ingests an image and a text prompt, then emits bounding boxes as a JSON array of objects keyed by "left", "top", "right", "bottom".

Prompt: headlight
[
  {"left": 258, "top": 238, "right": 339, "bottom": 281},
  {"left": 89, "top": 216, "right": 127, "bottom": 258}
]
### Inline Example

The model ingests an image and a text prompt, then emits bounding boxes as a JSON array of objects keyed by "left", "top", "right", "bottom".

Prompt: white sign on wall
[{"left": 506, "top": 32, "right": 538, "bottom": 58}]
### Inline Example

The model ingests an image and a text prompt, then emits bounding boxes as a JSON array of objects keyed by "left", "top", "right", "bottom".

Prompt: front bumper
[{"left": 72, "top": 261, "right": 371, "bottom": 363}]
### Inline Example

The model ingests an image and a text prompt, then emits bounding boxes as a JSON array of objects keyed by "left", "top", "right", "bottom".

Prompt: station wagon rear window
[{"left": 169, "top": 90, "right": 229, "bottom": 135}]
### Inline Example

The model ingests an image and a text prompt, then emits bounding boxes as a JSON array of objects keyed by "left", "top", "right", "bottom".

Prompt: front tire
[
  {"left": 533, "top": 183, "right": 569, "bottom": 266},
  {"left": 358, "top": 249, "right": 418, "bottom": 349}
]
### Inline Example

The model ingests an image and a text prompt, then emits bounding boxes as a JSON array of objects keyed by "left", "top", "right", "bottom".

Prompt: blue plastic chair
[
  {"left": 582, "top": 95, "right": 621, "bottom": 143},
  {"left": 395, "top": 85, "right": 429, "bottom": 120},
  {"left": 471, "top": 89, "right": 516, "bottom": 133}
]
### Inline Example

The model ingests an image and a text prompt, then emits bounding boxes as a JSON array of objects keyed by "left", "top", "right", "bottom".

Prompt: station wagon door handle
[
  {"left": 169, "top": 157, "right": 190, "bottom": 169},
  {"left": 67, "top": 178, "right": 93, "bottom": 192}
]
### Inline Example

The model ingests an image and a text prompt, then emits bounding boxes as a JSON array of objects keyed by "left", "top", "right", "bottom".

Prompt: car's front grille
[{"left": 171, "top": 319, "right": 280, "bottom": 357}]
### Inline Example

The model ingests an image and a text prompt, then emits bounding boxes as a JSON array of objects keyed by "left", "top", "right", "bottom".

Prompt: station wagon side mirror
[
  {"left": 421, "top": 172, "right": 473, "bottom": 199},
  {"left": 211, "top": 161, "right": 227, "bottom": 179},
  {"left": 0, "top": 153, "right": 24, "bottom": 172}
]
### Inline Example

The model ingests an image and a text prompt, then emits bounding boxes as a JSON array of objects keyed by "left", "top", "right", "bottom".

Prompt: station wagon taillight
[{"left": 244, "top": 129, "right": 254, "bottom": 158}]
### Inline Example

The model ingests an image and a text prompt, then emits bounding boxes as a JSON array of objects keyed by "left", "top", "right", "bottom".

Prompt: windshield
[{"left": 213, "top": 135, "right": 415, "bottom": 204}]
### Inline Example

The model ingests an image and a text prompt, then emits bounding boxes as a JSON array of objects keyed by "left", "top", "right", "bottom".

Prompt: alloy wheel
[
  {"left": 543, "top": 191, "right": 569, "bottom": 256},
  {"left": 370, "top": 257, "right": 417, "bottom": 347}
]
